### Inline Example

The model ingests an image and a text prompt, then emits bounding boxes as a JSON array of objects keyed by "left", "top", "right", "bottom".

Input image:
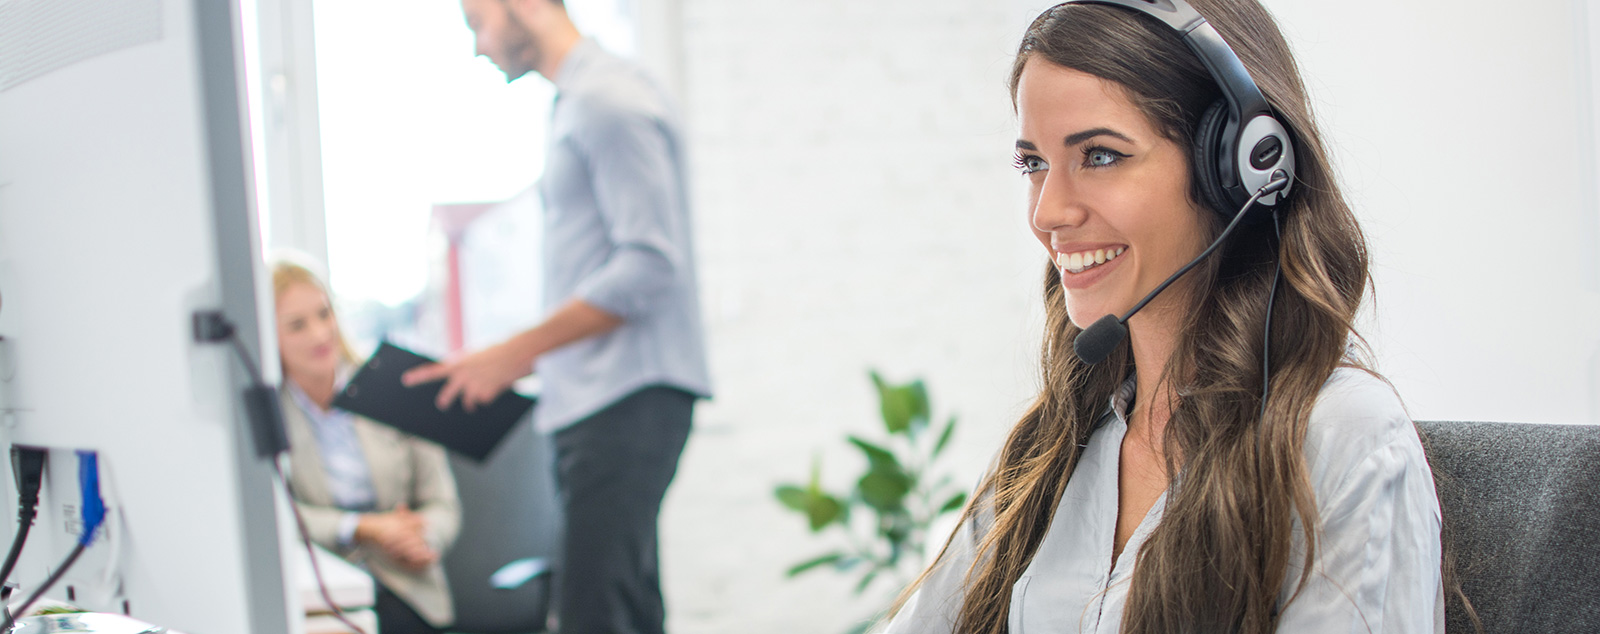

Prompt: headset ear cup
[{"left": 1192, "top": 100, "right": 1235, "bottom": 217}]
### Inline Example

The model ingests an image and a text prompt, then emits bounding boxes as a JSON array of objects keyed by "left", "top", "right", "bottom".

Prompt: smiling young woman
[{"left": 880, "top": 1, "right": 1452, "bottom": 633}]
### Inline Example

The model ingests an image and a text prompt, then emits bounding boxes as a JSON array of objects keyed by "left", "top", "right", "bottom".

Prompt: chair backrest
[
  {"left": 1415, "top": 420, "right": 1600, "bottom": 634},
  {"left": 443, "top": 412, "right": 563, "bottom": 634}
]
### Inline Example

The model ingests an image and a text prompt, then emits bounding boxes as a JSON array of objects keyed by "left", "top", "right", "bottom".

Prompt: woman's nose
[
  {"left": 312, "top": 318, "right": 337, "bottom": 341},
  {"left": 1031, "top": 172, "right": 1088, "bottom": 234}
]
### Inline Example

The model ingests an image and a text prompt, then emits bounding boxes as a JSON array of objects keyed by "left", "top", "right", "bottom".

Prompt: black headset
[{"left": 1061, "top": 0, "right": 1295, "bottom": 220}]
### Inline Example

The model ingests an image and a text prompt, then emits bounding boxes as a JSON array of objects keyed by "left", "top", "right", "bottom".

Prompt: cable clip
[{"left": 192, "top": 311, "right": 235, "bottom": 343}]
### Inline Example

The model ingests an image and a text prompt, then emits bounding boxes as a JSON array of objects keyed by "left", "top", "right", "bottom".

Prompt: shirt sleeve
[
  {"left": 1276, "top": 432, "right": 1445, "bottom": 634},
  {"left": 568, "top": 99, "right": 686, "bottom": 321},
  {"left": 336, "top": 511, "right": 361, "bottom": 549}
]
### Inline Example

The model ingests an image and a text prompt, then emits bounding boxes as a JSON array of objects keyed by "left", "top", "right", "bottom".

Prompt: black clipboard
[{"left": 332, "top": 342, "right": 535, "bottom": 462}]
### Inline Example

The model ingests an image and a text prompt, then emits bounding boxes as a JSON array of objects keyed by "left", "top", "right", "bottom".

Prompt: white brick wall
[{"left": 661, "top": 2, "right": 1059, "bottom": 631}]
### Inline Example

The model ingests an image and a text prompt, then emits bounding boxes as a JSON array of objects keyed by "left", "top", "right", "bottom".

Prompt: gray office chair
[
  {"left": 1415, "top": 420, "right": 1600, "bottom": 634},
  {"left": 443, "top": 411, "right": 563, "bottom": 634}
]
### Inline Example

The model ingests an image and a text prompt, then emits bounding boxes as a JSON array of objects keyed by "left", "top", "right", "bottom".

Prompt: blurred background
[{"left": 241, "top": 0, "right": 1600, "bottom": 631}]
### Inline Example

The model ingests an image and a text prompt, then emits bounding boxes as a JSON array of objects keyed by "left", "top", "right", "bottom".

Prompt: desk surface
[{"left": 289, "top": 543, "right": 374, "bottom": 613}]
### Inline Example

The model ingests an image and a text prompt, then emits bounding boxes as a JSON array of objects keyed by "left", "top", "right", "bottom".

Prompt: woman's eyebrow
[
  {"left": 1015, "top": 127, "right": 1136, "bottom": 152},
  {"left": 1063, "top": 127, "right": 1134, "bottom": 147}
]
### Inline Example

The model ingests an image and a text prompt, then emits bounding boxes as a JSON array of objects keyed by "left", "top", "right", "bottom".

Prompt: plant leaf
[
  {"left": 939, "top": 491, "right": 969, "bottom": 515},
  {"left": 786, "top": 552, "right": 846, "bottom": 577},
  {"left": 907, "top": 380, "right": 931, "bottom": 434},
  {"left": 879, "top": 385, "right": 913, "bottom": 435},
  {"left": 849, "top": 436, "right": 912, "bottom": 511},
  {"left": 774, "top": 485, "right": 810, "bottom": 512},
  {"left": 932, "top": 414, "right": 957, "bottom": 458},
  {"left": 858, "top": 468, "right": 913, "bottom": 512},
  {"left": 848, "top": 436, "right": 899, "bottom": 471},
  {"left": 806, "top": 493, "right": 845, "bottom": 531}
]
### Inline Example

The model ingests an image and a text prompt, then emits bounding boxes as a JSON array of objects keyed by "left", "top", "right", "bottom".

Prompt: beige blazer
[{"left": 281, "top": 388, "right": 461, "bottom": 627}]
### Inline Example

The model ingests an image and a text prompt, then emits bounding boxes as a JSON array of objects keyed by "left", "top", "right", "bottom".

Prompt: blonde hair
[{"left": 270, "top": 257, "right": 359, "bottom": 368}]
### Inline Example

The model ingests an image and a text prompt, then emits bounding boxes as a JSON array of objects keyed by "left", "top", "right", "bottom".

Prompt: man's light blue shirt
[{"left": 535, "top": 39, "right": 712, "bottom": 432}]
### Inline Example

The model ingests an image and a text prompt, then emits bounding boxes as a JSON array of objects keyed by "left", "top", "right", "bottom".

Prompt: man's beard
[{"left": 497, "top": 10, "right": 541, "bottom": 82}]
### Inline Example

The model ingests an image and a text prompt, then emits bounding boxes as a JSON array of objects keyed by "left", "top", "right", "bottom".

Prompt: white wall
[
  {"left": 658, "top": 0, "right": 1600, "bottom": 632},
  {"left": 1264, "top": 0, "right": 1600, "bottom": 424}
]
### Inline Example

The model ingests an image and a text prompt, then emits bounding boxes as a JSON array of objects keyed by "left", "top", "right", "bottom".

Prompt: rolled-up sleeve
[{"left": 568, "top": 101, "right": 684, "bottom": 321}]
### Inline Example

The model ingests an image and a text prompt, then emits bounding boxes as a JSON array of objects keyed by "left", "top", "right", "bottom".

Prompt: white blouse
[{"left": 885, "top": 367, "right": 1445, "bottom": 633}]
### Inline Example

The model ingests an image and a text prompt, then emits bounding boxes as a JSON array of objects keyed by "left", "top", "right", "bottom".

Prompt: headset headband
[
  {"left": 1067, "top": 0, "right": 1271, "bottom": 122},
  {"left": 1057, "top": 0, "right": 1294, "bottom": 210}
]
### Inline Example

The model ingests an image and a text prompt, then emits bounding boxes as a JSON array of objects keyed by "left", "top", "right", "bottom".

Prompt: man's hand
[
  {"left": 401, "top": 298, "right": 621, "bottom": 412},
  {"left": 403, "top": 339, "right": 532, "bottom": 412},
  {"left": 355, "top": 505, "right": 438, "bottom": 571}
]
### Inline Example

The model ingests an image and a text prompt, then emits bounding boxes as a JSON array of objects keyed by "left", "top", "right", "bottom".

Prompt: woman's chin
[{"left": 1065, "top": 304, "right": 1111, "bottom": 332}]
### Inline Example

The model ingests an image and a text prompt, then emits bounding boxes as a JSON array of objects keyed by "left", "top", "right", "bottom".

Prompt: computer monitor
[{"left": 0, "top": 0, "right": 291, "bottom": 632}]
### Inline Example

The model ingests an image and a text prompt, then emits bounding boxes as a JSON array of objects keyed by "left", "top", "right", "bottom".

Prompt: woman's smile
[
  {"left": 1055, "top": 245, "right": 1126, "bottom": 274},
  {"left": 1054, "top": 245, "right": 1129, "bottom": 291}
]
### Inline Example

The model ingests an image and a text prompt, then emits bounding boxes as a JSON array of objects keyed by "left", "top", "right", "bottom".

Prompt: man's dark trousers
[{"left": 552, "top": 385, "right": 694, "bottom": 634}]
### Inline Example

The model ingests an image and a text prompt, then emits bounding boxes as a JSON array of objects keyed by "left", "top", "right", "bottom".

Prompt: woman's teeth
[{"left": 1056, "top": 247, "right": 1125, "bottom": 274}]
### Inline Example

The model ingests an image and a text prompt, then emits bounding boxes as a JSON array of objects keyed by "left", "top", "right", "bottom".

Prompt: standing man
[{"left": 404, "top": 1, "right": 711, "bottom": 632}]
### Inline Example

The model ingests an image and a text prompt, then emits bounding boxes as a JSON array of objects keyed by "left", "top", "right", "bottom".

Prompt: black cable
[
  {"left": 1116, "top": 181, "right": 1280, "bottom": 323},
  {"left": 194, "top": 310, "right": 289, "bottom": 457},
  {"left": 0, "top": 541, "right": 87, "bottom": 631},
  {"left": 0, "top": 518, "right": 32, "bottom": 596},
  {"left": 194, "top": 310, "right": 267, "bottom": 385},
  {"left": 0, "top": 447, "right": 47, "bottom": 591},
  {"left": 1259, "top": 209, "right": 1283, "bottom": 424},
  {"left": 226, "top": 331, "right": 268, "bottom": 386},
  {"left": 274, "top": 460, "right": 371, "bottom": 634}
]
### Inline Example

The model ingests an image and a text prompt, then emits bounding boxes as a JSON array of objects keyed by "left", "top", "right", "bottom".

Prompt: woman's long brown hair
[{"left": 888, "top": 1, "right": 1435, "bottom": 632}]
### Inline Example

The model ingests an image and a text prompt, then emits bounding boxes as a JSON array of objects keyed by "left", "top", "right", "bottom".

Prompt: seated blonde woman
[{"left": 272, "top": 258, "right": 460, "bottom": 634}]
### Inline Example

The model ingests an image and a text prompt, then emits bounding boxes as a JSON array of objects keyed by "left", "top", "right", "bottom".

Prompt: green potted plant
[{"left": 774, "top": 371, "right": 969, "bottom": 630}]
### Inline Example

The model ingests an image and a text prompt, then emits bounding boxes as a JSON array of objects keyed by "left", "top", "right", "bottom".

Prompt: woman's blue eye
[
  {"left": 1085, "top": 147, "right": 1122, "bottom": 167},
  {"left": 1014, "top": 154, "right": 1048, "bottom": 174}
]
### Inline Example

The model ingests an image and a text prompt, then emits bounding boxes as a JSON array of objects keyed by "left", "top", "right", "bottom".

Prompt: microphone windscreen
[{"left": 1073, "top": 314, "right": 1127, "bottom": 365}]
